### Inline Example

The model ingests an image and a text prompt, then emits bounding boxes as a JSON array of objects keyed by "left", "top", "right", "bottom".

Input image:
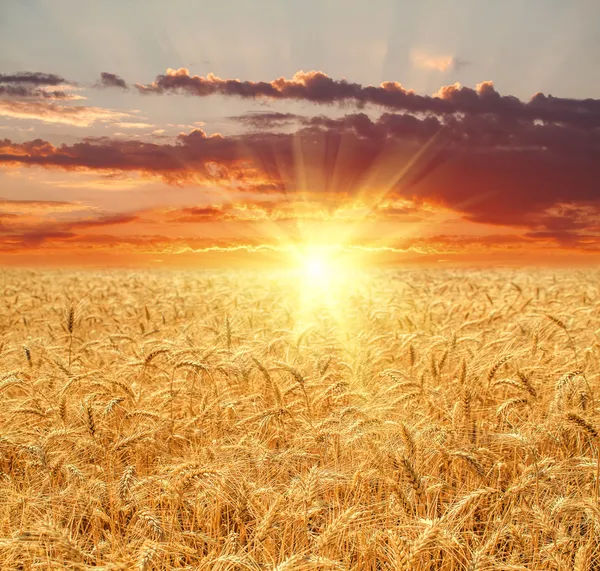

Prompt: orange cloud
[
  {"left": 410, "top": 50, "right": 456, "bottom": 72},
  {"left": 1, "top": 213, "right": 598, "bottom": 269},
  {"left": 0, "top": 100, "right": 136, "bottom": 126},
  {"left": 0, "top": 199, "right": 89, "bottom": 215},
  {"left": 113, "top": 122, "right": 155, "bottom": 129},
  {"left": 0, "top": 212, "right": 139, "bottom": 252}
]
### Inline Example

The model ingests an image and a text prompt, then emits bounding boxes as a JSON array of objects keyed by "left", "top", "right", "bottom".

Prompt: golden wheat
[{"left": 0, "top": 267, "right": 599, "bottom": 569}]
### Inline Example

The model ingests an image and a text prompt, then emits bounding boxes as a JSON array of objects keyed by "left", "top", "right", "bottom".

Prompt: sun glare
[
  {"left": 303, "top": 254, "right": 332, "bottom": 286},
  {"left": 293, "top": 245, "right": 357, "bottom": 296}
]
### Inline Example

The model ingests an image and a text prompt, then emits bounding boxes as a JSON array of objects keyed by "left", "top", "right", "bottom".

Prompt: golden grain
[{"left": 1, "top": 268, "right": 600, "bottom": 569}]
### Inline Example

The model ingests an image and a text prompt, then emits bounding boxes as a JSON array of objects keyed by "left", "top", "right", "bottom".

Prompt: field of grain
[{"left": 0, "top": 268, "right": 599, "bottom": 570}]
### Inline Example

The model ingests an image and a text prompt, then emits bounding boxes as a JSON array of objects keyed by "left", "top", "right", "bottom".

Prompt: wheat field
[{"left": 0, "top": 268, "right": 599, "bottom": 570}]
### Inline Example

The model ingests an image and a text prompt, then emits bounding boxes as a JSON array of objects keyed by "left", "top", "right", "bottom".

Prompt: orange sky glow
[{"left": 1, "top": 1, "right": 599, "bottom": 268}]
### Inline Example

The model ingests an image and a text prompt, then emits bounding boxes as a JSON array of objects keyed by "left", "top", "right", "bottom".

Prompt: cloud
[
  {"left": 409, "top": 51, "right": 471, "bottom": 72},
  {"left": 453, "top": 58, "right": 471, "bottom": 71},
  {"left": 0, "top": 128, "right": 249, "bottom": 182},
  {"left": 98, "top": 72, "right": 129, "bottom": 90},
  {"left": 0, "top": 125, "right": 34, "bottom": 132},
  {"left": 0, "top": 72, "right": 68, "bottom": 86},
  {"left": 0, "top": 199, "right": 87, "bottom": 214},
  {"left": 112, "top": 122, "right": 155, "bottom": 129},
  {"left": 230, "top": 111, "right": 302, "bottom": 129},
  {"left": 163, "top": 198, "right": 427, "bottom": 225},
  {"left": 66, "top": 213, "right": 139, "bottom": 229},
  {"left": 410, "top": 50, "right": 455, "bottom": 72},
  {"left": 0, "top": 85, "right": 76, "bottom": 99},
  {"left": 1, "top": 107, "right": 599, "bottom": 249},
  {"left": 0, "top": 99, "right": 136, "bottom": 126},
  {"left": 0, "top": 198, "right": 597, "bottom": 261},
  {"left": 136, "top": 68, "right": 600, "bottom": 128},
  {"left": 0, "top": 71, "right": 82, "bottom": 100},
  {"left": 0, "top": 212, "right": 139, "bottom": 252}
]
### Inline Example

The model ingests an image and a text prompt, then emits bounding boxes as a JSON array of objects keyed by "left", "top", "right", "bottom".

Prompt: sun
[
  {"left": 302, "top": 253, "right": 332, "bottom": 285},
  {"left": 293, "top": 245, "right": 357, "bottom": 294},
  {"left": 289, "top": 244, "right": 364, "bottom": 334}
]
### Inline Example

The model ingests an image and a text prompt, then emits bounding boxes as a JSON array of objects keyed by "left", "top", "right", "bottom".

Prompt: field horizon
[{"left": 3, "top": 0, "right": 600, "bottom": 568}]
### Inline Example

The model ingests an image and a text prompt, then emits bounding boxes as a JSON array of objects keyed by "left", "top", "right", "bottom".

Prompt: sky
[{"left": 0, "top": 0, "right": 599, "bottom": 267}]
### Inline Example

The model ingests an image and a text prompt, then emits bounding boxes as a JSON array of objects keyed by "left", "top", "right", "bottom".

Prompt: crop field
[{"left": 0, "top": 268, "right": 599, "bottom": 570}]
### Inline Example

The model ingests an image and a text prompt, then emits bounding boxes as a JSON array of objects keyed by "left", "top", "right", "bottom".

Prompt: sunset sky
[{"left": 1, "top": 0, "right": 599, "bottom": 267}]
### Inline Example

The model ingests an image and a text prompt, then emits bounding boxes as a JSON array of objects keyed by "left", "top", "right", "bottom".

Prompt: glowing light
[
  {"left": 292, "top": 246, "right": 360, "bottom": 297},
  {"left": 287, "top": 244, "right": 366, "bottom": 338},
  {"left": 302, "top": 252, "right": 333, "bottom": 287}
]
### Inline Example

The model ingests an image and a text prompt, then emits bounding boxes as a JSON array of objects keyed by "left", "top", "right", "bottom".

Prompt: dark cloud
[
  {"left": 136, "top": 68, "right": 600, "bottom": 128},
  {"left": 0, "top": 85, "right": 71, "bottom": 99},
  {"left": 0, "top": 71, "right": 75, "bottom": 100},
  {"left": 0, "top": 72, "right": 67, "bottom": 86},
  {"left": 230, "top": 111, "right": 301, "bottom": 129},
  {"left": 452, "top": 58, "right": 471, "bottom": 71},
  {"left": 98, "top": 72, "right": 129, "bottom": 90}
]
